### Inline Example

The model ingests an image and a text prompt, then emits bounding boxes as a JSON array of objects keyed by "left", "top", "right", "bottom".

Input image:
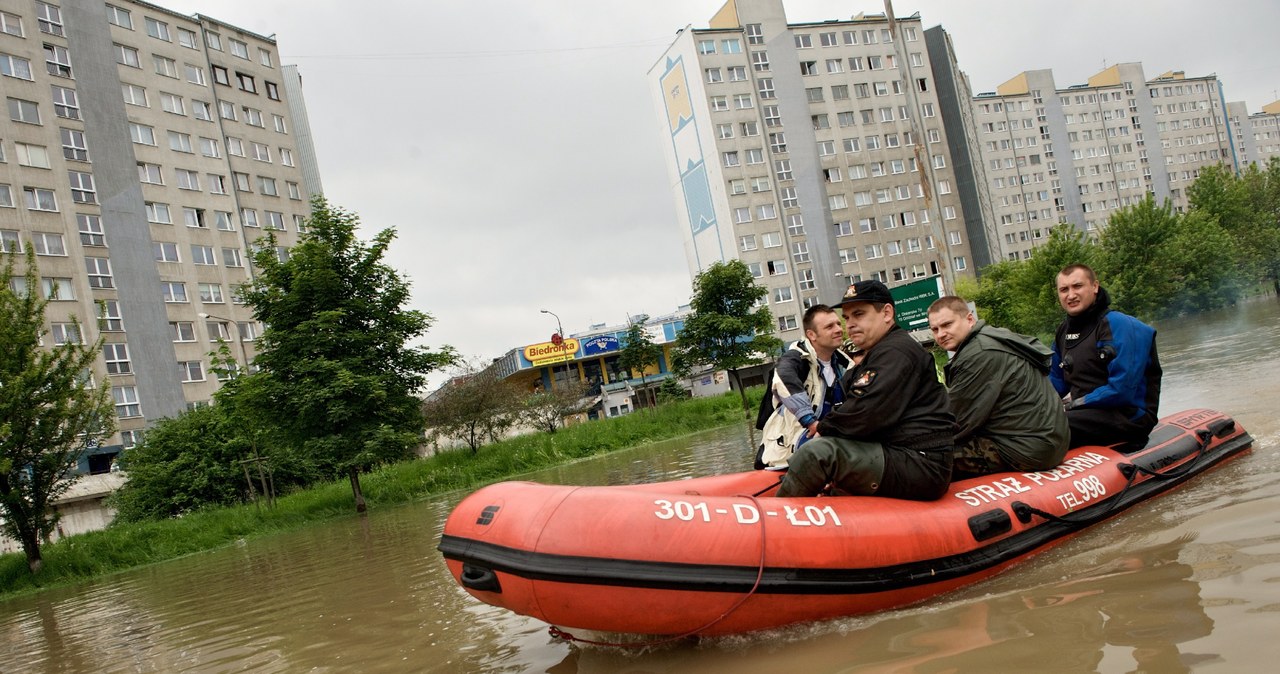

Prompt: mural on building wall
[{"left": 660, "top": 56, "right": 719, "bottom": 257}]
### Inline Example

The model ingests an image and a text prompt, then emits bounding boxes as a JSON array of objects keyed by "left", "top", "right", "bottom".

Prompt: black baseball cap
[{"left": 834, "top": 279, "right": 894, "bottom": 308}]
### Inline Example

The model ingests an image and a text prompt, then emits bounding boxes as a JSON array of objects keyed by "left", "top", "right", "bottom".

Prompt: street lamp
[
  {"left": 198, "top": 311, "right": 249, "bottom": 376},
  {"left": 539, "top": 308, "right": 563, "bottom": 340}
]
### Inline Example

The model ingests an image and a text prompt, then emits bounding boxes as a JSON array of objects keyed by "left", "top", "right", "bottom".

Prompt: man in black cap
[{"left": 776, "top": 280, "right": 956, "bottom": 499}]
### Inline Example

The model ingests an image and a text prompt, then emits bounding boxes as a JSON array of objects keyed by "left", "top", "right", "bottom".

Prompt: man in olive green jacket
[{"left": 928, "top": 296, "right": 1069, "bottom": 478}]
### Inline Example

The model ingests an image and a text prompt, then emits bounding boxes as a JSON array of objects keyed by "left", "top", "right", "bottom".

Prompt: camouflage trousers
[{"left": 952, "top": 436, "right": 1018, "bottom": 480}]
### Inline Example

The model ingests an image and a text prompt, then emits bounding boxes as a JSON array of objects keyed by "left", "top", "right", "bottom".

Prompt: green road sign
[{"left": 890, "top": 277, "right": 945, "bottom": 331}]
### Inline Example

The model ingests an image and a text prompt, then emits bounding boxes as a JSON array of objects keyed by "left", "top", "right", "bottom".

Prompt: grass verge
[{"left": 0, "top": 388, "right": 762, "bottom": 600}]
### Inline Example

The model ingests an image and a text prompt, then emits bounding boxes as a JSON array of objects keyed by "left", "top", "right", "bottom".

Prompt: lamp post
[
  {"left": 198, "top": 311, "right": 249, "bottom": 376},
  {"left": 540, "top": 309, "right": 567, "bottom": 388}
]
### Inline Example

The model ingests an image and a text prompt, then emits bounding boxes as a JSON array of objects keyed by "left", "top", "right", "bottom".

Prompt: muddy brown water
[{"left": 3, "top": 299, "right": 1280, "bottom": 673}]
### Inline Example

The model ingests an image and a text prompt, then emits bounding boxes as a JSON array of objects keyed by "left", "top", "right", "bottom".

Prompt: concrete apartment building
[
  {"left": 648, "top": 0, "right": 979, "bottom": 337},
  {"left": 973, "top": 64, "right": 1238, "bottom": 261},
  {"left": 1244, "top": 101, "right": 1280, "bottom": 168},
  {"left": 1, "top": 0, "right": 320, "bottom": 473}
]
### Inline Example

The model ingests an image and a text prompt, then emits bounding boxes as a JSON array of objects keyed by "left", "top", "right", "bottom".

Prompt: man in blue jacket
[{"left": 1051, "top": 264, "right": 1163, "bottom": 449}]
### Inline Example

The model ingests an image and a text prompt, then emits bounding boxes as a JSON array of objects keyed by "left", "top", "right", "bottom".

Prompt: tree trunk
[
  {"left": 22, "top": 529, "right": 43, "bottom": 574},
  {"left": 729, "top": 369, "right": 750, "bottom": 418},
  {"left": 348, "top": 467, "right": 367, "bottom": 513}
]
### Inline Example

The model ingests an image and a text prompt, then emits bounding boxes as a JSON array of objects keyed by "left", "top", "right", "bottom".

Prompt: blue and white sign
[{"left": 582, "top": 334, "right": 620, "bottom": 356}]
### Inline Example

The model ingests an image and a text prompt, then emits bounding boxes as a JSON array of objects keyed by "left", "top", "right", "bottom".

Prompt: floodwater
[{"left": 3, "top": 299, "right": 1280, "bottom": 673}]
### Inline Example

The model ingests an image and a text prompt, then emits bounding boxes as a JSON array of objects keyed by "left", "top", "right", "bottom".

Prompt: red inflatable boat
[{"left": 438, "top": 409, "right": 1251, "bottom": 636}]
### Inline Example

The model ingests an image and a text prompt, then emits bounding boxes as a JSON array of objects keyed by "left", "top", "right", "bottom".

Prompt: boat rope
[
  {"left": 1012, "top": 428, "right": 1214, "bottom": 527},
  {"left": 547, "top": 493, "right": 769, "bottom": 649},
  {"left": 752, "top": 477, "right": 783, "bottom": 497}
]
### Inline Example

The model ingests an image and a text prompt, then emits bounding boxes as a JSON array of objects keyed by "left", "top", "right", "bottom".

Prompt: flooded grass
[{"left": 0, "top": 388, "right": 762, "bottom": 599}]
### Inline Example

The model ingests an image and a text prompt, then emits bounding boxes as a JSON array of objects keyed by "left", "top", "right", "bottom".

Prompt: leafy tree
[
  {"left": 671, "top": 260, "right": 781, "bottom": 415},
  {"left": 522, "top": 379, "right": 590, "bottom": 433},
  {"left": 1097, "top": 196, "right": 1239, "bottom": 319},
  {"left": 655, "top": 377, "right": 688, "bottom": 405},
  {"left": 1, "top": 252, "right": 114, "bottom": 573},
  {"left": 1190, "top": 160, "right": 1280, "bottom": 294},
  {"left": 616, "top": 315, "right": 662, "bottom": 408},
  {"left": 969, "top": 224, "right": 1098, "bottom": 337},
  {"left": 239, "top": 197, "right": 454, "bottom": 512},
  {"left": 423, "top": 362, "right": 524, "bottom": 451}
]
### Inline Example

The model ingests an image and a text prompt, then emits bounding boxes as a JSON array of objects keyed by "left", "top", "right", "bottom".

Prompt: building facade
[
  {"left": 1245, "top": 101, "right": 1280, "bottom": 168},
  {"left": 1, "top": 0, "right": 320, "bottom": 472},
  {"left": 973, "top": 64, "right": 1239, "bottom": 261},
  {"left": 648, "top": 0, "right": 978, "bottom": 338}
]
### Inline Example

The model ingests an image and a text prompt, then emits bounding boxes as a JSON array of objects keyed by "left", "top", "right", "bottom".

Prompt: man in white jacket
[{"left": 754, "top": 305, "right": 852, "bottom": 469}]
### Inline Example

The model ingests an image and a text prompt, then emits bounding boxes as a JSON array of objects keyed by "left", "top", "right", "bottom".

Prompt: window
[
  {"left": 60, "top": 128, "right": 89, "bottom": 161},
  {"left": 829, "top": 194, "right": 848, "bottom": 210},
  {"left": 191, "top": 244, "right": 216, "bottom": 265},
  {"left": 716, "top": 123, "right": 733, "bottom": 140},
  {"left": 16, "top": 142, "right": 52, "bottom": 168},
  {"left": 32, "top": 232, "right": 66, "bottom": 256},
  {"left": 745, "top": 148, "right": 764, "bottom": 165},
  {"left": 145, "top": 201, "right": 171, "bottom": 223},
  {"left": 791, "top": 242, "right": 810, "bottom": 263},
  {"left": 171, "top": 321, "right": 195, "bottom": 342},
  {"left": 751, "top": 50, "right": 769, "bottom": 72},
  {"left": 50, "top": 322, "right": 81, "bottom": 345},
  {"left": 153, "top": 241, "right": 179, "bottom": 262},
  {"left": 162, "top": 281, "right": 187, "bottom": 303},
  {"left": 756, "top": 203, "right": 776, "bottom": 220},
  {"left": 8, "top": 97, "right": 40, "bottom": 123},
  {"left": 806, "top": 87, "right": 824, "bottom": 103},
  {"left": 722, "top": 38, "right": 742, "bottom": 54},
  {"left": 705, "top": 68, "right": 721, "bottom": 84},
  {"left": 227, "top": 137, "right": 245, "bottom": 156},
  {"left": 0, "top": 185, "right": 12, "bottom": 209},
  {"left": 41, "top": 277, "right": 74, "bottom": 299},
  {"left": 51, "top": 85, "right": 79, "bottom": 119},
  {"left": 208, "top": 174, "right": 227, "bottom": 195},
  {"left": 214, "top": 211, "right": 234, "bottom": 230},
  {"left": 839, "top": 247, "right": 858, "bottom": 263},
  {"left": 103, "top": 344, "right": 131, "bottom": 375},
  {"left": 69, "top": 170, "right": 96, "bottom": 203},
  {"left": 182, "top": 206, "right": 205, "bottom": 227},
  {"left": 179, "top": 361, "right": 206, "bottom": 383},
  {"left": 184, "top": 63, "right": 205, "bottom": 85},
  {"left": 138, "top": 162, "right": 163, "bottom": 184},
  {"left": 85, "top": 257, "right": 112, "bottom": 288},
  {"left": 710, "top": 95, "right": 727, "bottom": 112},
  {"left": 761, "top": 232, "right": 782, "bottom": 249},
  {"left": 769, "top": 132, "right": 786, "bottom": 153},
  {"left": 746, "top": 23, "right": 763, "bottom": 45},
  {"left": 122, "top": 83, "right": 147, "bottom": 107},
  {"left": 207, "top": 320, "right": 231, "bottom": 341},
  {"left": 145, "top": 17, "right": 170, "bottom": 41},
  {"left": 774, "top": 159, "right": 792, "bottom": 181},
  {"left": 767, "top": 259, "right": 787, "bottom": 276},
  {"left": 1, "top": 53, "right": 33, "bottom": 80},
  {"left": 265, "top": 81, "right": 280, "bottom": 101},
  {"left": 198, "top": 137, "right": 220, "bottom": 157},
  {"left": 739, "top": 235, "right": 757, "bottom": 252},
  {"left": 953, "top": 256, "right": 968, "bottom": 271},
  {"left": 113, "top": 386, "right": 141, "bottom": 418},
  {"left": 251, "top": 142, "right": 271, "bottom": 162},
  {"left": 751, "top": 176, "right": 770, "bottom": 192},
  {"left": 153, "top": 54, "right": 177, "bottom": 78},
  {"left": 222, "top": 247, "right": 243, "bottom": 267},
  {"left": 129, "top": 123, "right": 155, "bottom": 145},
  {"left": 78, "top": 213, "right": 105, "bottom": 246},
  {"left": 192, "top": 100, "right": 212, "bottom": 121},
  {"left": 229, "top": 39, "right": 249, "bottom": 59},
  {"left": 865, "top": 243, "right": 884, "bottom": 259},
  {"left": 168, "top": 130, "right": 193, "bottom": 153},
  {"left": 800, "top": 61, "right": 817, "bottom": 76},
  {"left": 734, "top": 93, "right": 753, "bottom": 109},
  {"left": 36, "top": 3, "right": 63, "bottom": 36},
  {"left": 236, "top": 72, "right": 256, "bottom": 93},
  {"left": 740, "top": 122, "right": 758, "bottom": 137},
  {"left": 240, "top": 208, "right": 258, "bottom": 227},
  {"left": 24, "top": 187, "right": 58, "bottom": 211},
  {"left": 788, "top": 215, "right": 806, "bottom": 236},
  {"left": 160, "top": 92, "right": 184, "bottom": 115},
  {"left": 698, "top": 39, "right": 716, "bottom": 55},
  {"left": 773, "top": 287, "right": 794, "bottom": 303},
  {"left": 97, "top": 300, "right": 122, "bottom": 332},
  {"left": 273, "top": 114, "right": 288, "bottom": 134},
  {"left": 1, "top": 10, "right": 24, "bottom": 36},
  {"left": 834, "top": 220, "right": 853, "bottom": 236},
  {"left": 722, "top": 151, "right": 740, "bottom": 168},
  {"left": 259, "top": 47, "right": 273, "bottom": 67},
  {"left": 778, "top": 315, "right": 798, "bottom": 331},
  {"left": 212, "top": 65, "right": 230, "bottom": 86},
  {"left": 205, "top": 31, "right": 221, "bottom": 51},
  {"left": 177, "top": 27, "right": 198, "bottom": 48},
  {"left": 265, "top": 211, "right": 285, "bottom": 230},
  {"left": 780, "top": 186, "right": 798, "bottom": 208},
  {"left": 733, "top": 207, "right": 751, "bottom": 224}
]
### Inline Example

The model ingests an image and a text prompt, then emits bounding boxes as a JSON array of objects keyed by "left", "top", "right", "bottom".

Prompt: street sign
[{"left": 890, "top": 277, "right": 945, "bottom": 331}]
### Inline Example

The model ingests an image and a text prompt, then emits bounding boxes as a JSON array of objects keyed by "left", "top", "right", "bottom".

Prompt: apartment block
[
  {"left": 1245, "top": 101, "right": 1280, "bottom": 168},
  {"left": 0, "top": 0, "right": 320, "bottom": 472},
  {"left": 974, "top": 64, "right": 1237, "bottom": 261},
  {"left": 648, "top": 0, "right": 977, "bottom": 336}
]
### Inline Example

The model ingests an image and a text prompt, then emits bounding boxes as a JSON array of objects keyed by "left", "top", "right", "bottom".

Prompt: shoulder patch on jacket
[{"left": 852, "top": 369, "right": 877, "bottom": 388}]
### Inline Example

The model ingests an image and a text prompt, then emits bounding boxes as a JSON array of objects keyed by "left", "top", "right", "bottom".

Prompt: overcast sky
[{"left": 155, "top": 0, "right": 1279, "bottom": 388}]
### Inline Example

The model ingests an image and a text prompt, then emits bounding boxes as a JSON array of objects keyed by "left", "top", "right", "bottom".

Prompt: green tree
[
  {"left": 1189, "top": 161, "right": 1280, "bottom": 294},
  {"left": 239, "top": 198, "right": 454, "bottom": 512},
  {"left": 521, "top": 379, "right": 590, "bottom": 433},
  {"left": 655, "top": 377, "right": 687, "bottom": 405},
  {"left": 671, "top": 260, "right": 781, "bottom": 415},
  {"left": 969, "top": 224, "right": 1098, "bottom": 337},
  {"left": 423, "top": 362, "right": 524, "bottom": 451},
  {"left": 1, "top": 252, "right": 114, "bottom": 572},
  {"left": 615, "top": 315, "right": 662, "bottom": 408}
]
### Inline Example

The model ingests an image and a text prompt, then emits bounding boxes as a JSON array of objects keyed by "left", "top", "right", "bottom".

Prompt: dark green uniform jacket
[{"left": 945, "top": 321, "right": 1070, "bottom": 471}]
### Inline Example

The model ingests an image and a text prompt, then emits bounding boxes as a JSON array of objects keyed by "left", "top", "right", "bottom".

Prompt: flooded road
[{"left": 3, "top": 299, "right": 1280, "bottom": 673}]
